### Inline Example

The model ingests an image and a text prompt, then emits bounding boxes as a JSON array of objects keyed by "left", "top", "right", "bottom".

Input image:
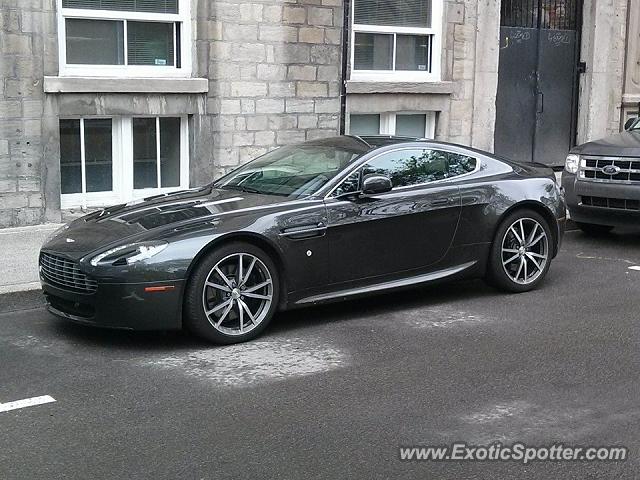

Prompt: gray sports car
[{"left": 40, "top": 136, "right": 566, "bottom": 344}]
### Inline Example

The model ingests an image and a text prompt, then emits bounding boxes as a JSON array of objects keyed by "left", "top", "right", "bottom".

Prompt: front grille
[
  {"left": 580, "top": 196, "right": 640, "bottom": 211},
  {"left": 46, "top": 293, "right": 95, "bottom": 319},
  {"left": 580, "top": 156, "right": 640, "bottom": 183},
  {"left": 39, "top": 253, "right": 98, "bottom": 294}
]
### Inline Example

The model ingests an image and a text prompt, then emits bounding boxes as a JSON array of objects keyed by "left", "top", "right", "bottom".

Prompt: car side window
[
  {"left": 332, "top": 170, "right": 361, "bottom": 197},
  {"left": 362, "top": 149, "right": 477, "bottom": 188},
  {"left": 331, "top": 149, "right": 477, "bottom": 196}
]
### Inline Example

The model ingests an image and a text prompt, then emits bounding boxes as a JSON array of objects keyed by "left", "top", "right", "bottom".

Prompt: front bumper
[
  {"left": 41, "top": 277, "right": 185, "bottom": 331},
  {"left": 562, "top": 172, "right": 640, "bottom": 227}
]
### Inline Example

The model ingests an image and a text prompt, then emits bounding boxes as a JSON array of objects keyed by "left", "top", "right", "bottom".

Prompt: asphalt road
[{"left": 1, "top": 226, "right": 640, "bottom": 479}]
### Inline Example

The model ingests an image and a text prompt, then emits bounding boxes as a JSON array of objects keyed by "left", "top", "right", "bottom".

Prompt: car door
[{"left": 324, "top": 147, "right": 475, "bottom": 285}]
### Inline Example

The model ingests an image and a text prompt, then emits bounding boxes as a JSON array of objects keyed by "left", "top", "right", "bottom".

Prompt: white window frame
[
  {"left": 350, "top": 0, "right": 443, "bottom": 82},
  {"left": 60, "top": 115, "right": 190, "bottom": 209},
  {"left": 56, "top": 0, "right": 192, "bottom": 77},
  {"left": 349, "top": 112, "right": 437, "bottom": 138}
]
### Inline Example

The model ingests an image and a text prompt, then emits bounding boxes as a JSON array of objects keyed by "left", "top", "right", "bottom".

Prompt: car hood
[
  {"left": 43, "top": 186, "right": 288, "bottom": 258},
  {"left": 572, "top": 130, "right": 640, "bottom": 156}
]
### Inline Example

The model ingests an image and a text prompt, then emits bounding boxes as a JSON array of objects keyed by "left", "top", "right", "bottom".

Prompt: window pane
[
  {"left": 217, "top": 145, "right": 362, "bottom": 199},
  {"left": 62, "top": 0, "right": 178, "bottom": 14},
  {"left": 332, "top": 170, "right": 362, "bottom": 197},
  {"left": 354, "top": 33, "right": 392, "bottom": 70},
  {"left": 350, "top": 114, "right": 380, "bottom": 135},
  {"left": 134, "top": 118, "right": 158, "bottom": 189},
  {"left": 396, "top": 35, "right": 431, "bottom": 71},
  {"left": 396, "top": 114, "right": 426, "bottom": 137},
  {"left": 354, "top": 0, "right": 432, "bottom": 28},
  {"left": 363, "top": 149, "right": 448, "bottom": 187},
  {"left": 160, "top": 118, "right": 181, "bottom": 187},
  {"left": 444, "top": 152, "right": 477, "bottom": 177},
  {"left": 66, "top": 19, "right": 124, "bottom": 65},
  {"left": 128, "top": 22, "right": 175, "bottom": 66},
  {"left": 60, "top": 119, "right": 82, "bottom": 194},
  {"left": 84, "top": 119, "right": 113, "bottom": 193},
  {"left": 363, "top": 150, "right": 477, "bottom": 187}
]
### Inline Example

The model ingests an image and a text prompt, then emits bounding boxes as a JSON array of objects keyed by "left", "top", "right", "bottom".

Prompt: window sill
[
  {"left": 44, "top": 76, "right": 209, "bottom": 94},
  {"left": 346, "top": 81, "right": 455, "bottom": 95}
]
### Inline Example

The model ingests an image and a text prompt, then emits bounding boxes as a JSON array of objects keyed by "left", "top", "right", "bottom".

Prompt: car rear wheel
[
  {"left": 576, "top": 222, "right": 614, "bottom": 235},
  {"left": 184, "top": 242, "right": 279, "bottom": 344},
  {"left": 487, "top": 210, "right": 553, "bottom": 293}
]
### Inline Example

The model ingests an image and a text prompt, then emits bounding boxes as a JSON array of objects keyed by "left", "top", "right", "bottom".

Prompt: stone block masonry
[
  {"left": 0, "top": 0, "right": 56, "bottom": 227},
  {"left": 201, "top": 0, "right": 344, "bottom": 177}
]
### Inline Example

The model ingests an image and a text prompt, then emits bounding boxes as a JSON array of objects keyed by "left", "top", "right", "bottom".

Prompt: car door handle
[
  {"left": 536, "top": 92, "right": 544, "bottom": 114},
  {"left": 431, "top": 198, "right": 454, "bottom": 207},
  {"left": 280, "top": 223, "right": 327, "bottom": 239}
]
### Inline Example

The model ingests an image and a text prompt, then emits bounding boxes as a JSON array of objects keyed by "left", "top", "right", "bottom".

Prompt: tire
[
  {"left": 576, "top": 222, "right": 614, "bottom": 235},
  {"left": 184, "top": 242, "right": 279, "bottom": 344},
  {"left": 487, "top": 209, "right": 553, "bottom": 293}
]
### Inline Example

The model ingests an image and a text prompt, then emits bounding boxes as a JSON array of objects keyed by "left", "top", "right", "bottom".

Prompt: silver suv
[{"left": 561, "top": 117, "right": 640, "bottom": 234}]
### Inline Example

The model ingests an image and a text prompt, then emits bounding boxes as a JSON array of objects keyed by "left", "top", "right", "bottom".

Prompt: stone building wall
[
  {"left": 0, "top": 0, "right": 344, "bottom": 227},
  {"left": 623, "top": 0, "right": 640, "bottom": 122},
  {"left": 195, "top": 0, "right": 344, "bottom": 185},
  {"left": 0, "top": 0, "right": 634, "bottom": 228},
  {"left": 577, "top": 0, "right": 628, "bottom": 144},
  {"left": 344, "top": 0, "right": 500, "bottom": 153},
  {"left": 0, "top": 0, "right": 57, "bottom": 227}
]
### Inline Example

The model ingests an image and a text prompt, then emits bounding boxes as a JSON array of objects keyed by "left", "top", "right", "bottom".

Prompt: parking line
[
  {"left": 0, "top": 395, "right": 56, "bottom": 413},
  {"left": 628, "top": 266, "right": 640, "bottom": 271}
]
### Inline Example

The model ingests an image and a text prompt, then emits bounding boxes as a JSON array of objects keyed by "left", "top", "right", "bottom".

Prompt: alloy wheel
[
  {"left": 501, "top": 217, "right": 549, "bottom": 285},
  {"left": 201, "top": 253, "right": 273, "bottom": 336}
]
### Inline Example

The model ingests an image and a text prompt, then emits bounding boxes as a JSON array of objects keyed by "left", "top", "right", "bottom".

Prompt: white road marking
[
  {"left": 0, "top": 395, "right": 56, "bottom": 413},
  {"left": 628, "top": 266, "right": 640, "bottom": 271}
]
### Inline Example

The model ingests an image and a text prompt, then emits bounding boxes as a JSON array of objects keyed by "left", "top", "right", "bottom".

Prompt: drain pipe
[{"left": 339, "top": 0, "right": 350, "bottom": 135}]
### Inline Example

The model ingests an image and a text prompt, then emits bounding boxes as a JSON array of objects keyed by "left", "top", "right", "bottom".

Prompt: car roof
[
  {"left": 301, "top": 135, "right": 500, "bottom": 162},
  {"left": 355, "top": 135, "right": 423, "bottom": 148},
  {"left": 303, "top": 135, "right": 424, "bottom": 152}
]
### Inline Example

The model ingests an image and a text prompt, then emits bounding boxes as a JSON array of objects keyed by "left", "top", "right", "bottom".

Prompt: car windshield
[
  {"left": 629, "top": 118, "right": 640, "bottom": 130},
  {"left": 214, "top": 144, "right": 363, "bottom": 198}
]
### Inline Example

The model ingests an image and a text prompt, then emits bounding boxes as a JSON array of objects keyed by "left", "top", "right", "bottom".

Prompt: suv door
[{"left": 324, "top": 147, "right": 476, "bottom": 285}]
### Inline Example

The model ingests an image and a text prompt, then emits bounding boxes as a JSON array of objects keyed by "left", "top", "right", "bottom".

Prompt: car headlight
[
  {"left": 89, "top": 241, "right": 168, "bottom": 267},
  {"left": 565, "top": 154, "right": 580, "bottom": 174}
]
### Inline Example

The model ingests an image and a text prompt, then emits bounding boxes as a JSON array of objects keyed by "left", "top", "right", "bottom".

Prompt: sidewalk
[{"left": 0, "top": 223, "right": 63, "bottom": 294}]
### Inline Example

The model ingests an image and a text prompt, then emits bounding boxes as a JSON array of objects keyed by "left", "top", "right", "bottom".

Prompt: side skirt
[{"left": 293, "top": 261, "right": 477, "bottom": 307}]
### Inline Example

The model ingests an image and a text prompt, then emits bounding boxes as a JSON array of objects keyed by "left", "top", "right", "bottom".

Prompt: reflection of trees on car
[
  {"left": 363, "top": 150, "right": 477, "bottom": 188},
  {"left": 333, "top": 149, "right": 478, "bottom": 196}
]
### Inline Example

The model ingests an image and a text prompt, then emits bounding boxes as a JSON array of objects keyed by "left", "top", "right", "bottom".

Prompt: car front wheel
[
  {"left": 487, "top": 210, "right": 553, "bottom": 293},
  {"left": 184, "top": 242, "right": 279, "bottom": 344}
]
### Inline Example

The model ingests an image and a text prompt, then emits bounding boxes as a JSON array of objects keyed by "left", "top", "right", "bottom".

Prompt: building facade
[{"left": 0, "top": 0, "right": 634, "bottom": 227}]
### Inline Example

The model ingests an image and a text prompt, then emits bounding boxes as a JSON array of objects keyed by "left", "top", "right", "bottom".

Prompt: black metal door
[{"left": 495, "top": 0, "right": 581, "bottom": 166}]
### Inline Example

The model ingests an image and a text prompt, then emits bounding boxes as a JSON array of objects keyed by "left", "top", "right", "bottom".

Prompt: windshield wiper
[{"left": 220, "top": 185, "right": 263, "bottom": 194}]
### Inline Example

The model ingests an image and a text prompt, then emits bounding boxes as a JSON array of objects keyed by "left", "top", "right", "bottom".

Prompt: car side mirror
[
  {"left": 362, "top": 174, "right": 392, "bottom": 195},
  {"left": 625, "top": 117, "right": 637, "bottom": 131}
]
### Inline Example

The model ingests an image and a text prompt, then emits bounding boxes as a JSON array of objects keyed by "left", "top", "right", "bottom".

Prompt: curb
[
  {"left": 0, "top": 282, "right": 42, "bottom": 295},
  {"left": 0, "top": 288, "right": 46, "bottom": 314}
]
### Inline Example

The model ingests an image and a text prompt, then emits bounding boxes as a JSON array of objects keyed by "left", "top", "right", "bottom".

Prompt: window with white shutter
[
  {"left": 351, "top": 0, "right": 442, "bottom": 81},
  {"left": 57, "top": 0, "right": 190, "bottom": 77}
]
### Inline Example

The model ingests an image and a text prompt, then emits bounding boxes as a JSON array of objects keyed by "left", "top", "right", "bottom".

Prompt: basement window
[
  {"left": 349, "top": 112, "right": 436, "bottom": 138},
  {"left": 59, "top": 116, "right": 190, "bottom": 209}
]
